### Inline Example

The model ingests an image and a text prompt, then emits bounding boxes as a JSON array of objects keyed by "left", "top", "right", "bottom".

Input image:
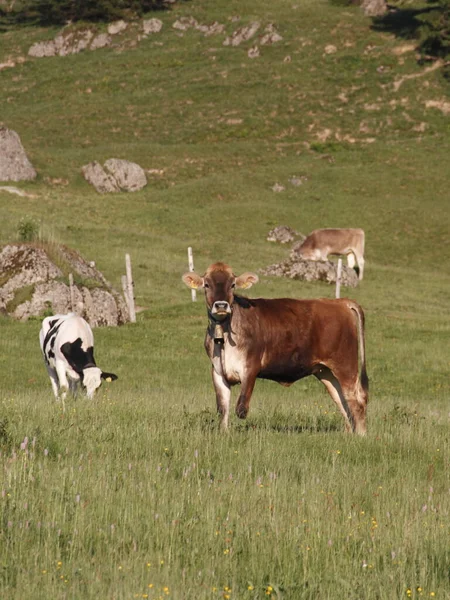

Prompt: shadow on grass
[
  {"left": 371, "top": 6, "right": 434, "bottom": 40},
  {"left": 239, "top": 414, "right": 343, "bottom": 434},
  {"left": 185, "top": 408, "right": 343, "bottom": 434}
]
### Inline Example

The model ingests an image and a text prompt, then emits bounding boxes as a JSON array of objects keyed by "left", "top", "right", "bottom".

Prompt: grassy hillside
[{"left": 0, "top": 1, "right": 449, "bottom": 598}]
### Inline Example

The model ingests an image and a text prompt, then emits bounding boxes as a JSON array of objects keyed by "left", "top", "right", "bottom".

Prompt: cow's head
[
  {"left": 182, "top": 262, "right": 259, "bottom": 320},
  {"left": 82, "top": 367, "right": 118, "bottom": 399},
  {"left": 297, "top": 239, "right": 321, "bottom": 261}
]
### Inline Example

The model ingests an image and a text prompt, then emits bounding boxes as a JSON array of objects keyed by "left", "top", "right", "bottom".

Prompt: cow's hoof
[{"left": 236, "top": 404, "right": 248, "bottom": 419}]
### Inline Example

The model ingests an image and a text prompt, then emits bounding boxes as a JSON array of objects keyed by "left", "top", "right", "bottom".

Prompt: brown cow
[
  {"left": 182, "top": 262, "right": 369, "bottom": 434},
  {"left": 298, "top": 228, "right": 365, "bottom": 280}
]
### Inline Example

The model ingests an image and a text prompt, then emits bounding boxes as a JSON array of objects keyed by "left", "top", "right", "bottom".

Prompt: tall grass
[{"left": 1, "top": 0, "right": 450, "bottom": 597}]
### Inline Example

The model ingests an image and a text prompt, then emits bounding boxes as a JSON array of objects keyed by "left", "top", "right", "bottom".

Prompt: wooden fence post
[
  {"left": 121, "top": 275, "right": 130, "bottom": 313},
  {"left": 69, "top": 273, "right": 75, "bottom": 312},
  {"left": 335, "top": 258, "right": 342, "bottom": 299},
  {"left": 188, "top": 247, "right": 196, "bottom": 302},
  {"left": 125, "top": 253, "right": 136, "bottom": 323}
]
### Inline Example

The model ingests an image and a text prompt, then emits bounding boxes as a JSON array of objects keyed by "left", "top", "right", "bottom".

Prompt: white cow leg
[
  {"left": 212, "top": 368, "right": 231, "bottom": 431},
  {"left": 347, "top": 253, "right": 356, "bottom": 269},
  {"left": 46, "top": 366, "right": 60, "bottom": 399},
  {"left": 55, "top": 360, "right": 69, "bottom": 401},
  {"left": 356, "top": 256, "right": 365, "bottom": 280}
]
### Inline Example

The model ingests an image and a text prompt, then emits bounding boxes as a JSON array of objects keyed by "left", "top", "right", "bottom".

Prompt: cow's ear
[
  {"left": 101, "top": 372, "right": 118, "bottom": 382},
  {"left": 182, "top": 272, "right": 204, "bottom": 289},
  {"left": 235, "top": 272, "right": 259, "bottom": 289}
]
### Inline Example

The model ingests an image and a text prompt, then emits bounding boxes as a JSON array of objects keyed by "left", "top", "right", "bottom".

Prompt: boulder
[
  {"left": 0, "top": 127, "right": 37, "bottom": 182},
  {"left": 81, "top": 161, "right": 120, "bottom": 194},
  {"left": 0, "top": 243, "right": 129, "bottom": 325},
  {"left": 143, "top": 18, "right": 163, "bottom": 35},
  {"left": 107, "top": 20, "right": 128, "bottom": 35},
  {"left": 82, "top": 159, "right": 147, "bottom": 194},
  {"left": 104, "top": 158, "right": 147, "bottom": 192},
  {"left": 362, "top": 0, "right": 387, "bottom": 16}
]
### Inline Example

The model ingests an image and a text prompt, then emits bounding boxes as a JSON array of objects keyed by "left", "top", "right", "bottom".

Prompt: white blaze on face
[{"left": 83, "top": 367, "right": 103, "bottom": 399}]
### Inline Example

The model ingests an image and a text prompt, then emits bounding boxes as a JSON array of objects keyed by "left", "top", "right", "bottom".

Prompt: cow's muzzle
[{"left": 211, "top": 301, "right": 231, "bottom": 320}]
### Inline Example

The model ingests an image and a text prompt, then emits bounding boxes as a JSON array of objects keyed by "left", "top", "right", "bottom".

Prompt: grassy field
[{"left": 1, "top": 0, "right": 449, "bottom": 598}]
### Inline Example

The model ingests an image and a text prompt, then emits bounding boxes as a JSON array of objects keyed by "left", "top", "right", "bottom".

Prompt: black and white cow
[{"left": 39, "top": 313, "right": 118, "bottom": 400}]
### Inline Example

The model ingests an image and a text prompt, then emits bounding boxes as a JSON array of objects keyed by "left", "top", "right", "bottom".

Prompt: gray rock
[
  {"left": 223, "top": 21, "right": 260, "bottom": 47},
  {"left": 107, "top": 20, "right": 128, "bottom": 35},
  {"left": 28, "top": 41, "right": 56, "bottom": 57},
  {"left": 104, "top": 158, "right": 147, "bottom": 192},
  {"left": 198, "top": 22, "right": 225, "bottom": 36},
  {"left": 248, "top": 45, "right": 260, "bottom": 59},
  {"left": 267, "top": 226, "right": 304, "bottom": 244},
  {"left": 29, "top": 29, "right": 96, "bottom": 57},
  {"left": 143, "top": 18, "right": 163, "bottom": 35},
  {"left": 0, "top": 127, "right": 37, "bottom": 182},
  {"left": 362, "top": 0, "right": 387, "bottom": 16},
  {"left": 260, "top": 24, "right": 283, "bottom": 45},
  {"left": 0, "top": 243, "right": 128, "bottom": 325},
  {"left": 82, "top": 161, "right": 120, "bottom": 194},
  {"left": 173, "top": 17, "right": 198, "bottom": 31},
  {"left": 59, "top": 30, "right": 95, "bottom": 56},
  {"left": 82, "top": 159, "right": 147, "bottom": 193},
  {"left": 90, "top": 33, "right": 112, "bottom": 50},
  {"left": 261, "top": 257, "right": 359, "bottom": 287}
]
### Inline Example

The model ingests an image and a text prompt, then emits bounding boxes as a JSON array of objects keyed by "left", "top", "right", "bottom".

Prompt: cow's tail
[{"left": 348, "top": 301, "right": 369, "bottom": 396}]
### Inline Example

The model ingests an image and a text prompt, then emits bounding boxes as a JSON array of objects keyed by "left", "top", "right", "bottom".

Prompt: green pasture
[{"left": 0, "top": 0, "right": 449, "bottom": 598}]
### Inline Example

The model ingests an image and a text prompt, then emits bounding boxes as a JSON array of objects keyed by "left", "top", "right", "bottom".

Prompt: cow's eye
[
  {"left": 204, "top": 283, "right": 209, "bottom": 289},
  {"left": 231, "top": 283, "right": 236, "bottom": 289}
]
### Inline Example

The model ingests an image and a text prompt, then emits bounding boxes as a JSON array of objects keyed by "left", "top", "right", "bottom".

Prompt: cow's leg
[
  {"left": 315, "top": 366, "right": 354, "bottom": 433},
  {"left": 341, "top": 381, "right": 368, "bottom": 435},
  {"left": 46, "top": 365, "right": 60, "bottom": 399},
  {"left": 356, "top": 254, "right": 365, "bottom": 280},
  {"left": 54, "top": 360, "right": 69, "bottom": 400},
  {"left": 235, "top": 372, "right": 257, "bottom": 419},
  {"left": 347, "top": 252, "right": 356, "bottom": 269},
  {"left": 212, "top": 368, "right": 231, "bottom": 431},
  {"left": 68, "top": 376, "right": 80, "bottom": 398}
]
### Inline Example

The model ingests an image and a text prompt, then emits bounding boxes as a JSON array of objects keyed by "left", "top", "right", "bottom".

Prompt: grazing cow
[
  {"left": 182, "top": 263, "right": 369, "bottom": 434},
  {"left": 39, "top": 313, "right": 118, "bottom": 400},
  {"left": 298, "top": 228, "right": 365, "bottom": 280}
]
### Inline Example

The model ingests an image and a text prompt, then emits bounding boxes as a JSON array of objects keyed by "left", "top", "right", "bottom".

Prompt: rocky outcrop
[
  {"left": 261, "top": 256, "right": 359, "bottom": 287},
  {"left": 25, "top": 16, "right": 280, "bottom": 62},
  {"left": 82, "top": 159, "right": 147, "bottom": 194},
  {"left": 28, "top": 29, "right": 95, "bottom": 58},
  {"left": 0, "top": 244, "right": 128, "bottom": 326},
  {"left": 0, "top": 128, "right": 37, "bottom": 182},
  {"left": 223, "top": 22, "right": 260, "bottom": 47}
]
